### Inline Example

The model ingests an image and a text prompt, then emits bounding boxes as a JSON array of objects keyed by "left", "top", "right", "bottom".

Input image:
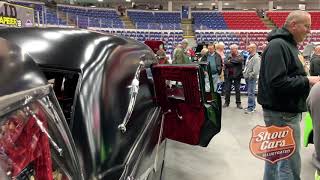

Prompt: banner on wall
[{"left": 0, "top": 2, "right": 34, "bottom": 27}]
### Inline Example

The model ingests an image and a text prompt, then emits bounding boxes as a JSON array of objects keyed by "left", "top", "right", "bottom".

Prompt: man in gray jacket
[{"left": 243, "top": 43, "right": 260, "bottom": 113}]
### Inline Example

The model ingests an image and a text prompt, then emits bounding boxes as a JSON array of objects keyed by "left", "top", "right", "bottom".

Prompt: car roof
[
  {"left": 0, "top": 27, "right": 149, "bottom": 72},
  {"left": 0, "top": 39, "right": 47, "bottom": 97}
]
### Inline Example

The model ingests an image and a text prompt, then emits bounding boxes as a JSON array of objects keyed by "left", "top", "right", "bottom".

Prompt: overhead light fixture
[
  {"left": 224, "top": 2, "right": 230, "bottom": 5},
  {"left": 126, "top": 0, "right": 131, "bottom": 2},
  {"left": 198, "top": 3, "right": 203, "bottom": 6},
  {"left": 97, "top": 0, "right": 103, "bottom": 2},
  {"left": 211, "top": 3, "right": 216, "bottom": 6}
]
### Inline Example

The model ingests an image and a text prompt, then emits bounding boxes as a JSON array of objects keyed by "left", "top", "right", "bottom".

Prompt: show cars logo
[{"left": 249, "top": 125, "right": 296, "bottom": 164}]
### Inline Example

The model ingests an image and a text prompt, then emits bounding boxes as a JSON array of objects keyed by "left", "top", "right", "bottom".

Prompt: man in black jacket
[
  {"left": 223, "top": 44, "right": 244, "bottom": 109},
  {"left": 201, "top": 43, "right": 222, "bottom": 91},
  {"left": 258, "top": 10, "right": 320, "bottom": 180}
]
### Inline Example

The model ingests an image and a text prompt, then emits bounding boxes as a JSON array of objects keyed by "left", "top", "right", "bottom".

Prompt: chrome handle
[{"left": 118, "top": 60, "right": 145, "bottom": 133}]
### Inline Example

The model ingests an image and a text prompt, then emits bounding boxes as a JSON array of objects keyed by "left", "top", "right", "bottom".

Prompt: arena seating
[
  {"left": 222, "top": 12, "right": 267, "bottom": 30},
  {"left": 90, "top": 27, "right": 183, "bottom": 54},
  {"left": 267, "top": 11, "right": 320, "bottom": 30},
  {"left": 58, "top": 5, "right": 123, "bottom": 28},
  {"left": 266, "top": 11, "right": 289, "bottom": 28},
  {"left": 192, "top": 11, "right": 266, "bottom": 30},
  {"left": 127, "top": 10, "right": 181, "bottom": 30},
  {"left": 8, "top": 2, "right": 320, "bottom": 54},
  {"left": 192, "top": 12, "right": 228, "bottom": 30},
  {"left": 195, "top": 30, "right": 269, "bottom": 52},
  {"left": 45, "top": 8, "right": 67, "bottom": 25}
]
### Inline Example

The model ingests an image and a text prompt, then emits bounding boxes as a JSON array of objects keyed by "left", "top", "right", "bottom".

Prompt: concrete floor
[{"left": 162, "top": 95, "right": 316, "bottom": 180}]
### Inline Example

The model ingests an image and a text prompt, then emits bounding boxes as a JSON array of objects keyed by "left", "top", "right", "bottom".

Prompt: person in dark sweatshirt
[{"left": 258, "top": 10, "right": 320, "bottom": 180}]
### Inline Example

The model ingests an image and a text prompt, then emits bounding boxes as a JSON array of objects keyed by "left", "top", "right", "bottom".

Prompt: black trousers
[{"left": 224, "top": 77, "right": 241, "bottom": 105}]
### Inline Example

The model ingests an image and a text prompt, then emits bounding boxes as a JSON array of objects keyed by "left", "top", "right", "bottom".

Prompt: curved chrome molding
[{"left": 118, "top": 59, "right": 145, "bottom": 133}]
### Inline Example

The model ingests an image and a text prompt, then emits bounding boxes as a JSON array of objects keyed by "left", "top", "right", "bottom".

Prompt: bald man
[
  {"left": 243, "top": 43, "right": 260, "bottom": 113},
  {"left": 258, "top": 10, "right": 320, "bottom": 180},
  {"left": 310, "top": 45, "right": 320, "bottom": 76}
]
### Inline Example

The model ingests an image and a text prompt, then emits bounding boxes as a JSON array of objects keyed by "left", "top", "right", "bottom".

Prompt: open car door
[{"left": 152, "top": 63, "right": 221, "bottom": 147}]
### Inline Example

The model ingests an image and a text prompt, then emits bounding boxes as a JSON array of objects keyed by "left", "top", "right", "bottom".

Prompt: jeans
[
  {"left": 262, "top": 109, "right": 302, "bottom": 180},
  {"left": 245, "top": 78, "right": 256, "bottom": 110},
  {"left": 224, "top": 77, "right": 241, "bottom": 105},
  {"left": 205, "top": 73, "right": 220, "bottom": 92}
]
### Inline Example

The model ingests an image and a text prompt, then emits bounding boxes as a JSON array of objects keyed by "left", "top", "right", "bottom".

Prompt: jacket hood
[{"left": 267, "top": 27, "right": 297, "bottom": 46}]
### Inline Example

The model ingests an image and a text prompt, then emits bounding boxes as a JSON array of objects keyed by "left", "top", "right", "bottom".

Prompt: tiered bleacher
[
  {"left": 195, "top": 30, "right": 269, "bottom": 52},
  {"left": 58, "top": 5, "right": 123, "bottom": 28},
  {"left": 90, "top": 28, "right": 183, "bottom": 54},
  {"left": 192, "top": 12, "right": 227, "bottom": 30},
  {"left": 267, "top": 11, "right": 289, "bottom": 28},
  {"left": 268, "top": 11, "right": 320, "bottom": 30},
  {"left": 127, "top": 10, "right": 181, "bottom": 30},
  {"left": 222, "top": 11, "right": 267, "bottom": 30},
  {"left": 45, "top": 8, "right": 67, "bottom": 25},
  {"left": 7, "top": 1, "right": 320, "bottom": 53}
]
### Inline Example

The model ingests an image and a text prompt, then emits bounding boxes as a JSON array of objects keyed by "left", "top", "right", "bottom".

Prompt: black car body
[{"left": 0, "top": 28, "right": 221, "bottom": 180}]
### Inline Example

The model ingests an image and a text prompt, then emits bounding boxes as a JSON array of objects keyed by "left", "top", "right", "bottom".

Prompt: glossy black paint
[
  {"left": 0, "top": 28, "right": 160, "bottom": 179},
  {"left": 0, "top": 38, "right": 47, "bottom": 97}
]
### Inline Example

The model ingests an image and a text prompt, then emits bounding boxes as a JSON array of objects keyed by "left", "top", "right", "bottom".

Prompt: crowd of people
[
  {"left": 168, "top": 36, "right": 264, "bottom": 113},
  {"left": 163, "top": 10, "right": 320, "bottom": 180}
]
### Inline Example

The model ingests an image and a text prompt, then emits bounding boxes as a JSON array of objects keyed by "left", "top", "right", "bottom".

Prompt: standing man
[
  {"left": 223, "top": 44, "right": 244, "bottom": 109},
  {"left": 201, "top": 43, "right": 223, "bottom": 91},
  {"left": 258, "top": 10, "right": 320, "bottom": 180},
  {"left": 243, "top": 43, "right": 260, "bottom": 113}
]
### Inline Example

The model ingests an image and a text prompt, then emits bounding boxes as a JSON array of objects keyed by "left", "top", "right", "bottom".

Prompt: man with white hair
[
  {"left": 310, "top": 45, "right": 320, "bottom": 76},
  {"left": 243, "top": 43, "right": 260, "bottom": 113},
  {"left": 223, "top": 44, "right": 244, "bottom": 109},
  {"left": 258, "top": 10, "right": 320, "bottom": 180}
]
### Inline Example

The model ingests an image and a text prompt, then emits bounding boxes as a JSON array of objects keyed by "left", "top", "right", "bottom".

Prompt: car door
[{"left": 152, "top": 63, "right": 221, "bottom": 147}]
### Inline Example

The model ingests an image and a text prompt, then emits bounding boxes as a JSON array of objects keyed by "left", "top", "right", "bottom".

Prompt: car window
[
  {"left": 42, "top": 69, "right": 80, "bottom": 125},
  {"left": 0, "top": 96, "right": 79, "bottom": 179}
]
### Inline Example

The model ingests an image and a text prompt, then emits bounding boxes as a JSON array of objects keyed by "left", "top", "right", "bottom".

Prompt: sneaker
[
  {"left": 244, "top": 107, "right": 256, "bottom": 112},
  {"left": 223, "top": 103, "right": 229, "bottom": 108},
  {"left": 315, "top": 170, "right": 320, "bottom": 180},
  {"left": 245, "top": 109, "right": 255, "bottom": 114},
  {"left": 236, "top": 104, "right": 243, "bottom": 109}
]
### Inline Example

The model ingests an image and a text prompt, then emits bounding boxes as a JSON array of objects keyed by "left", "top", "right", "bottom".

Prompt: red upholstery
[
  {"left": 153, "top": 65, "right": 205, "bottom": 145},
  {"left": 0, "top": 105, "right": 53, "bottom": 179}
]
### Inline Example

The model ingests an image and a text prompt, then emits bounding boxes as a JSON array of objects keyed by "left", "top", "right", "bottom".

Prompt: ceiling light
[
  {"left": 126, "top": 0, "right": 131, "bottom": 2},
  {"left": 211, "top": 3, "right": 216, "bottom": 6},
  {"left": 198, "top": 3, "right": 203, "bottom": 6},
  {"left": 224, "top": 2, "right": 229, "bottom": 6},
  {"left": 97, "top": 0, "right": 103, "bottom": 2}
]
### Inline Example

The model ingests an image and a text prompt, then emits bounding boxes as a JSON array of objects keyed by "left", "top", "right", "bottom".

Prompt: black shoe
[
  {"left": 236, "top": 104, "right": 243, "bottom": 109},
  {"left": 223, "top": 103, "right": 229, "bottom": 108}
]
